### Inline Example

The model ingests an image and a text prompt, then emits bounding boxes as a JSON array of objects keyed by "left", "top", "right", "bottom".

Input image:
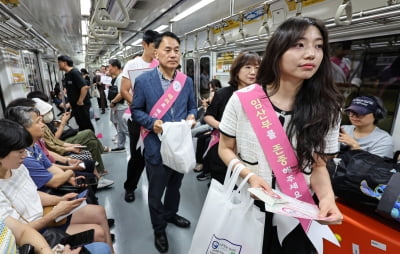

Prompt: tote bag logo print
[{"left": 207, "top": 234, "right": 242, "bottom": 254}]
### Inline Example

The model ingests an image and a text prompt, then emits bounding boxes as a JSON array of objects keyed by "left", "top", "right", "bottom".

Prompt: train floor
[{"left": 89, "top": 108, "right": 209, "bottom": 254}]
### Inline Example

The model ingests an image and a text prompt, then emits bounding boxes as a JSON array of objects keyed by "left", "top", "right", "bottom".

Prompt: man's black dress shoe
[
  {"left": 166, "top": 214, "right": 191, "bottom": 228},
  {"left": 154, "top": 230, "right": 168, "bottom": 253},
  {"left": 124, "top": 190, "right": 135, "bottom": 202}
]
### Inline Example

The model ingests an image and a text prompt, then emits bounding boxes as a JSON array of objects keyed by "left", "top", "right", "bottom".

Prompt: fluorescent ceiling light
[
  {"left": 154, "top": 25, "right": 168, "bottom": 32},
  {"left": 131, "top": 39, "right": 142, "bottom": 46},
  {"left": 170, "top": 0, "right": 215, "bottom": 22},
  {"left": 81, "top": 20, "right": 88, "bottom": 36},
  {"left": 125, "top": 46, "right": 132, "bottom": 50},
  {"left": 80, "top": 0, "right": 91, "bottom": 16}
]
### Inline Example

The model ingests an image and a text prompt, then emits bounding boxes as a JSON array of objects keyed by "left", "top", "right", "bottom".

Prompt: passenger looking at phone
[
  {"left": 199, "top": 79, "right": 222, "bottom": 111},
  {"left": 53, "top": 86, "right": 71, "bottom": 113},
  {"left": 1, "top": 216, "right": 83, "bottom": 254},
  {"left": 5, "top": 106, "right": 83, "bottom": 192},
  {"left": 6, "top": 98, "right": 114, "bottom": 189},
  {"left": 339, "top": 96, "right": 394, "bottom": 158},
  {"left": 28, "top": 96, "right": 112, "bottom": 179},
  {"left": 198, "top": 52, "right": 261, "bottom": 183},
  {"left": 0, "top": 119, "right": 115, "bottom": 253}
]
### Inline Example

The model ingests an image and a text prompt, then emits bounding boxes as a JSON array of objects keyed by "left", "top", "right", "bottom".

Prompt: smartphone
[
  {"left": 60, "top": 229, "right": 94, "bottom": 249},
  {"left": 75, "top": 189, "right": 89, "bottom": 199},
  {"left": 73, "top": 145, "right": 87, "bottom": 148},
  {"left": 76, "top": 177, "right": 98, "bottom": 186}
]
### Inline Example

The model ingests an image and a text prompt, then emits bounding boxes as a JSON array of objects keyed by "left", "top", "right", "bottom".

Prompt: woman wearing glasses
[{"left": 339, "top": 96, "right": 393, "bottom": 158}]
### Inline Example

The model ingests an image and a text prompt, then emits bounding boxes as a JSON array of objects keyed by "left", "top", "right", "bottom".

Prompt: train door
[
  {"left": 199, "top": 55, "right": 211, "bottom": 99},
  {"left": 184, "top": 57, "right": 196, "bottom": 100},
  {"left": 22, "top": 50, "right": 43, "bottom": 92},
  {"left": 184, "top": 54, "right": 211, "bottom": 106}
]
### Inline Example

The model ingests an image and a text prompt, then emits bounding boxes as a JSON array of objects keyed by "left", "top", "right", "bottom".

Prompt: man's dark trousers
[
  {"left": 124, "top": 119, "right": 145, "bottom": 192},
  {"left": 146, "top": 162, "right": 184, "bottom": 231},
  {"left": 72, "top": 105, "right": 94, "bottom": 132}
]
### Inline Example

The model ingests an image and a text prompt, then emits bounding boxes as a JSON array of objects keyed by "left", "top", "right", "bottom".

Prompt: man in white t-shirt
[
  {"left": 120, "top": 30, "right": 159, "bottom": 203},
  {"left": 109, "top": 58, "right": 129, "bottom": 152}
]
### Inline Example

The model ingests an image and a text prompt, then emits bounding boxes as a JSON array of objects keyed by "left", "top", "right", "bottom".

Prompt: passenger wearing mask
[
  {"left": 218, "top": 17, "right": 343, "bottom": 253},
  {"left": 6, "top": 106, "right": 84, "bottom": 192},
  {"left": 131, "top": 31, "right": 197, "bottom": 253},
  {"left": 0, "top": 119, "right": 114, "bottom": 253},
  {"left": 197, "top": 52, "right": 261, "bottom": 182},
  {"left": 29, "top": 97, "right": 112, "bottom": 181},
  {"left": 339, "top": 96, "right": 394, "bottom": 158}
]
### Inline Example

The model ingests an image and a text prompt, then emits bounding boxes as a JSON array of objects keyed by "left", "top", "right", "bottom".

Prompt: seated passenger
[
  {"left": 30, "top": 97, "right": 111, "bottom": 177},
  {"left": 6, "top": 106, "right": 82, "bottom": 192},
  {"left": 7, "top": 98, "right": 113, "bottom": 189},
  {"left": 0, "top": 119, "right": 114, "bottom": 253},
  {"left": 53, "top": 86, "right": 71, "bottom": 113},
  {"left": 339, "top": 96, "right": 394, "bottom": 158},
  {"left": 2, "top": 216, "right": 81, "bottom": 254}
]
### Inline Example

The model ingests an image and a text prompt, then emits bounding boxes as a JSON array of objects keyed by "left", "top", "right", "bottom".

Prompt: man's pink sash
[
  {"left": 140, "top": 71, "right": 188, "bottom": 140},
  {"left": 236, "top": 84, "right": 314, "bottom": 233}
]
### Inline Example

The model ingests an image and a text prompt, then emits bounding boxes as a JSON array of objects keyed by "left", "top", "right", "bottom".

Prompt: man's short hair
[
  {"left": 5, "top": 106, "right": 39, "bottom": 129},
  {"left": 80, "top": 68, "right": 89, "bottom": 75},
  {"left": 154, "top": 31, "right": 180, "bottom": 49},
  {"left": 142, "top": 30, "right": 159, "bottom": 44},
  {"left": 57, "top": 55, "right": 73, "bottom": 67},
  {"left": 109, "top": 58, "right": 122, "bottom": 69}
]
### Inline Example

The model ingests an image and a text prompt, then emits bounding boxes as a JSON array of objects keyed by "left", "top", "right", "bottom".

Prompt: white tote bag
[
  {"left": 188, "top": 163, "right": 265, "bottom": 254},
  {"left": 159, "top": 120, "right": 196, "bottom": 174}
]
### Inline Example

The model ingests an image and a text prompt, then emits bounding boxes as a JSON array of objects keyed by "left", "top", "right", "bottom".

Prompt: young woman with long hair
[{"left": 218, "top": 17, "right": 344, "bottom": 253}]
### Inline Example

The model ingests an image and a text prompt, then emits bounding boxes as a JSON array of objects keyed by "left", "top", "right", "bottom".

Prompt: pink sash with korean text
[
  {"left": 140, "top": 71, "right": 188, "bottom": 140},
  {"left": 124, "top": 59, "right": 159, "bottom": 118},
  {"left": 236, "top": 84, "right": 314, "bottom": 233}
]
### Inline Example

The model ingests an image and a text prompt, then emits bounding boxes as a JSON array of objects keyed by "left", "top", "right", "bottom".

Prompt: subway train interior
[{"left": 0, "top": 0, "right": 400, "bottom": 253}]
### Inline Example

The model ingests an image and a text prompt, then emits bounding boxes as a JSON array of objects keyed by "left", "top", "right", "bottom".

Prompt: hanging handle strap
[
  {"left": 257, "top": 4, "right": 270, "bottom": 40},
  {"left": 335, "top": 0, "right": 352, "bottom": 25}
]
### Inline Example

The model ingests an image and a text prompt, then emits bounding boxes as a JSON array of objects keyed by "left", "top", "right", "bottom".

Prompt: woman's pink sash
[
  {"left": 236, "top": 84, "right": 314, "bottom": 232},
  {"left": 236, "top": 84, "right": 339, "bottom": 253}
]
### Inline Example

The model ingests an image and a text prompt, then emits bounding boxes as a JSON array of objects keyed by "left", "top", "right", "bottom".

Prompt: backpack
[
  {"left": 327, "top": 150, "right": 400, "bottom": 222},
  {"left": 107, "top": 84, "right": 118, "bottom": 101}
]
